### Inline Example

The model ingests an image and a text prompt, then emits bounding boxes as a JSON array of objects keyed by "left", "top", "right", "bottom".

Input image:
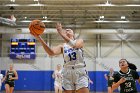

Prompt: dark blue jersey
[
  {"left": 5, "top": 70, "right": 15, "bottom": 82},
  {"left": 113, "top": 69, "right": 139, "bottom": 93}
]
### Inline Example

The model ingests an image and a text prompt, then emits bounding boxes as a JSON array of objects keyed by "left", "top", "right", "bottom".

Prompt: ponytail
[{"left": 128, "top": 62, "right": 137, "bottom": 71}]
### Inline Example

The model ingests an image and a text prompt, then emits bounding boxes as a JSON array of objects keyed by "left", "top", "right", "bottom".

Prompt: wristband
[{"left": 67, "top": 39, "right": 76, "bottom": 47}]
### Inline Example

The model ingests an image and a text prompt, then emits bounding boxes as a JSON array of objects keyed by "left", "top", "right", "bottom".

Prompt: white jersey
[
  {"left": 0, "top": 74, "right": 3, "bottom": 86},
  {"left": 63, "top": 43, "right": 86, "bottom": 67},
  {"left": 55, "top": 70, "right": 62, "bottom": 83}
]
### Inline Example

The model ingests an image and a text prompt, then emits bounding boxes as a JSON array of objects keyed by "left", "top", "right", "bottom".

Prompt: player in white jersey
[
  {"left": 30, "top": 23, "right": 89, "bottom": 93},
  {"left": 52, "top": 64, "right": 62, "bottom": 93}
]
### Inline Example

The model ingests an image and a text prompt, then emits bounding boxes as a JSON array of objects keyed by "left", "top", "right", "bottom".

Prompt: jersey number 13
[{"left": 68, "top": 52, "right": 76, "bottom": 61}]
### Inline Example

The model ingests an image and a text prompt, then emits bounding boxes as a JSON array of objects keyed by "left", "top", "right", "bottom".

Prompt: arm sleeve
[
  {"left": 113, "top": 73, "right": 120, "bottom": 83},
  {"left": 133, "top": 70, "right": 139, "bottom": 79}
]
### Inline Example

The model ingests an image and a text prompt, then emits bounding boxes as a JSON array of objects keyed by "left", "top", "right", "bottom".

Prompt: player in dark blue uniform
[
  {"left": 112, "top": 59, "right": 140, "bottom": 93},
  {"left": 104, "top": 68, "right": 114, "bottom": 93}
]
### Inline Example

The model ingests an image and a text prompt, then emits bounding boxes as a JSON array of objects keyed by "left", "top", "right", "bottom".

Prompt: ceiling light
[
  {"left": 115, "top": 20, "right": 129, "bottom": 23},
  {"left": 28, "top": 3, "right": 44, "bottom": 6},
  {"left": 96, "top": 4, "right": 115, "bottom": 6},
  {"left": 105, "top": 0, "right": 111, "bottom": 5},
  {"left": 42, "top": 20, "right": 53, "bottom": 23},
  {"left": 34, "top": 0, "right": 39, "bottom": 1},
  {"left": 124, "top": 4, "right": 140, "bottom": 7},
  {"left": 94, "top": 20, "right": 110, "bottom": 23},
  {"left": 10, "top": 0, "right": 15, "bottom": 2},
  {"left": 5, "top": 4, "right": 20, "bottom": 6},
  {"left": 96, "top": 0, "right": 112, "bottom": 6},
  {"left": 99, "top": 16, "right": 104, "bottom": 21},
  {"left": 43, "top": 16, "right": 47, "bottom": 19},
  {"left": 20, "top": 20, "right": 54, "bottom": 23},
  {"left": 3, "top": 3, "right": 140, "bottom": 7},
  {"left": 121, "top": 16, "right": 125, "bottom": 20},
  {"left": 93, "top": 20, "right": 130, "bottom": 23},
  {"left": 20, "top": 20, "right": 31, "bottom": 22},
  {"left": 99, "top": 16, "right": 104, "bottom": 19},
  {"left": 24, "top": 17, "right": 27, "bottom": 19}
]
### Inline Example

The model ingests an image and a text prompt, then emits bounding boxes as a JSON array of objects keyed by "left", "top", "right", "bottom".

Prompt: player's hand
[
  {"left": 56, "top": 73, "right": 62, "bottom": 78},
  {"left": 9, "top": 77, "right": 14, "bottom": 80},
  {"left": 56, "top": 22, "right": 63, "bottom": 32},
  {"left": 1, "top": 79, "right": 4, "bottom": 83},
  {"left": 30, "top": 30, "right": 40, "bottom": 38},
  {"left": 119, "top": 77, "right": 126, "bottom": 84},
  {"left": 104, "top": 74, "right": 107, "bottom": 76},
  {"left": 89, "top": 80, "right": 93, "bottom": 84}
]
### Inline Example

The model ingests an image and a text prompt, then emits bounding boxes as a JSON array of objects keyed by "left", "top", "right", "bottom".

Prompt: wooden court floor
[
  {"left": 0, "top": 91, "right": 105, "bottom": 93},
  {"left": 0, "top": 91, "right": 121, "bottom": 93},
  {"left": 1, "top": 91, "right": 140, "bottom": 93}
]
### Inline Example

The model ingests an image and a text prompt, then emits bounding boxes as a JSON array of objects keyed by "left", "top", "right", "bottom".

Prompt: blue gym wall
[{"left": 1, "top": 71, "right": 140, "bottom": 92}]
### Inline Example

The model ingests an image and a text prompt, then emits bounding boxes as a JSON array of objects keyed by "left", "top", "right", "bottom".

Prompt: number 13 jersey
[{"left": 63, "top": 43, "right": 86, "bottom": 67}]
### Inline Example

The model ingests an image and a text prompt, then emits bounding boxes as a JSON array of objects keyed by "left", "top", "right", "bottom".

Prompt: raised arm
[
  {"left": 56, "top": 23, "right": 83, "bottom": 48},
  {"left": 37, "top": 36, "right": 63, "bottom": 56},
  {"left": 30, "top": 30, "right": 63, "bottom": 56},
  {"left": 56, "top": 23, "right": 70, "bottom": 43}
]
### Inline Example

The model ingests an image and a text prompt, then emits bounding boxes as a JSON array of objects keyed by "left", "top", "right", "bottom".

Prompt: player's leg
[
  {"left": 58, "top": 84, "right": 62, "bottom": 93},
  {"left": 75, "top": 68, "right": 89, "bottom": 93},
  {"left": 0, "top": 85, "right": 1, "bottom": 93},
  {"left": 62, "top": 69, "right": 75, "bottom": 93},
  {"left": 9, "top": 87, "right": 14, "bottom": 93},
  {"left": 55, "top": 85, "right": 59, "bottom": 93},
  {"left": 5, "top": 84, "right": 10, "bottom": 93},
  {"left": 108, "top": 87, "right": 112, "bottom": 93},
  {"left": 77, "top": 87, "right": 89, "bottom": 93},
  {"left": 9, "top": 82, "right": 15, "bottom": 93}
]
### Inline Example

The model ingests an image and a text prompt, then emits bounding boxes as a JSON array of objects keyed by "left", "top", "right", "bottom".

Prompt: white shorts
[
  {"left": 61, "top": 67, "right": 89, "bottom": 90},
  {"left": 54, "top": 81, "right": 62, "bottom": 87}
]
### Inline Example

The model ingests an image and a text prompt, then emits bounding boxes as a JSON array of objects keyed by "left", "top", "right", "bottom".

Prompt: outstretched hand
[
  {"left": 56, "top": 22, "right": 63, "bottom": 32},
  {"left": 30, "top": 30, "right": 40, "bottom": 39},
  {"left": 89, "top": 79, "right": 93, "bottom": 84},
  {"left": 119, "top": 77, "right": 126, "bottom": 84}
]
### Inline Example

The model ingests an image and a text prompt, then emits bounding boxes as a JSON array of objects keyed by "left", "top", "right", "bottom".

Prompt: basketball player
[
  {"left": 2, "top": 64, "right": 18, "bottom": 93},
  {"left": 104, "top": 68, "right": 114, "bottom": 93},
  {"left": 30, "top": 23, "right": 89, "bottom": 93},
  {"left": 112, "top": 59, "right": 140, "bottom": 93},
  {"left": 52, "top": 64, "right": 62, "bottom": 93}
]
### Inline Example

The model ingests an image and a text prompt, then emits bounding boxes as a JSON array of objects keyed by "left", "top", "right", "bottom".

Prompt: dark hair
[
  {"left": 128, "top": 62, "right": 137, "bottom": 71},
  {"left": 119, "top": 59, "right": 137, "bottom": 71}
]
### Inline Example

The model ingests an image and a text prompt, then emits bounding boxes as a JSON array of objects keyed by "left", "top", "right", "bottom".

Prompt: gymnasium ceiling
[{"left": 0, "top": 0, "right": 140, "bottom": 29}]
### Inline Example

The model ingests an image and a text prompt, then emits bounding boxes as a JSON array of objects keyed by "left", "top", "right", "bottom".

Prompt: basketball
[{"left": 29, "top": 20, "right": 45, "bottom": 35}]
